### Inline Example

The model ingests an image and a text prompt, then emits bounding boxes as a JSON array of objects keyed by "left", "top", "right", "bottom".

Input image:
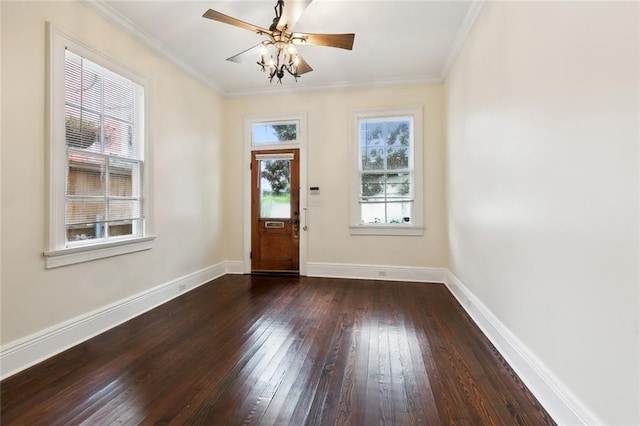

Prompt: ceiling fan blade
[
  {"left": 226, "top": 44, "right": 264, "bottom": 63},
  {"left": 295, "top": 53, "right": 313, "bottom": 75},
  {"left": 203, "top": 9, "right": 271, "bottom": 35},
  {"left": 276, "top": 0, "right": 313, "bottom": 31},
  {"left": 293, "top": 32, "right": 355, "bottom": 50}
]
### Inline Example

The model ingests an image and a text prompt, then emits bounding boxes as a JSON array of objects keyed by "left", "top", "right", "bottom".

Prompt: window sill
[
  {"left": 349, "top": 225, "right": 424, "bottom": 236},
  {"left": 44, "top": 236, "right": 156, "bottom": 269}
]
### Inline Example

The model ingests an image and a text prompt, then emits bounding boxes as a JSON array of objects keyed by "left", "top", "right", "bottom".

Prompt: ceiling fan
[{"left": 202, "top": 0, "right": 355, "bottom": 83}]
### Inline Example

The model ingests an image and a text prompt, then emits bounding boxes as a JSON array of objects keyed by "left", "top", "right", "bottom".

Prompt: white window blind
[{"left": 64, "top": 49, "right": 145, "bottom": 245}]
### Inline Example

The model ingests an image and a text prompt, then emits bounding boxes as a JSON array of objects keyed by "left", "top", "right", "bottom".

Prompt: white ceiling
[{"left": 85, "top": 0, "right": 482, "bottom": 96}]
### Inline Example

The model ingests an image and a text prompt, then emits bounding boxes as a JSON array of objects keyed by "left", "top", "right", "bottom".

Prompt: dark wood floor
[{"left": 1, "top": 275, "right": 554, "bottom": 425}]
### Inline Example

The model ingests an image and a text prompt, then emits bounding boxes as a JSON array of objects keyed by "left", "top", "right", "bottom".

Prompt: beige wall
[
  {"left": 445, "top": 2, "right": 639, "bottom": 423},
  {"left": 0, "top": 3, "right": 447, "bottom": 365},
  {"left": 5, "top": 2, "right": 637, "bottom": 422},
  {"left": 225, "top": 85, "right": 448, "bottom": 268},
  {"left": 1, "top": 2, "right": 226, "bottom": 344},
  {"left": 0, "top": 1, "right": 3, "bottom": 328}
]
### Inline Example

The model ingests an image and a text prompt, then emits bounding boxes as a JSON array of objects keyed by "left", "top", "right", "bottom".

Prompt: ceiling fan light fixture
[
  {"left": 202, "top": 0, "right": 354, "bottom": 84},
  {"left": 257, "top": 40, "right": 301, "bottom": 83}
]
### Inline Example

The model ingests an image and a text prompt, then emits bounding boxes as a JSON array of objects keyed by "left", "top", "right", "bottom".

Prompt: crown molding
[
  {"left": 440, "top": 0, "right": 485, "bottom": 80},
  {"left": 226, "top": 74, "right": 444, "bottom": 98},
  {"left": 79, "top": 0, "right": 226, "bottom": 96},
  {"left": 80, "top": 0, "right": 482, "bottom": 98}
]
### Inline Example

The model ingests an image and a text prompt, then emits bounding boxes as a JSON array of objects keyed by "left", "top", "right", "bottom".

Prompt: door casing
[{"left": 242, "top": 113, "right": 307, "bottom": 275}]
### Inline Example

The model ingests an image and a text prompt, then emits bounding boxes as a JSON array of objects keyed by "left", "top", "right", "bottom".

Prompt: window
[
  {"left": 350, "top": 107, "right": 423, "bottom": 236},
  {"left": 45, "top": 25, "right": 154, "bottom": 268},
  {"left": 251, "top": 120, "right": 299, "bottom": 146},
  {"left": 64, "top": 50, "right": 144, "bottom": 243}
]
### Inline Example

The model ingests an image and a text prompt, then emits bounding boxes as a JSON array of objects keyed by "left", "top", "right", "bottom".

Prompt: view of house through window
[
  {"left": 358, "top": 116, "right": 414, "bottom": 225},
  {"left": 64, "top": 49, "right": 144, "bottom": 244}
]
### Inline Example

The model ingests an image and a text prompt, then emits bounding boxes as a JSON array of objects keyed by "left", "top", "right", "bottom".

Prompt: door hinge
[
  {"left": 249, "top": 162, "right": 252, "bottom": 170},
  {"left": 250, "top": 251, "right": 252, "bottom": 259}
]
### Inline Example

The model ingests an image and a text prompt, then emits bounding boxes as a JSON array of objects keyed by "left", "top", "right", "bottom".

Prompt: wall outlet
[{"left": 378, "top": 271, "right": 387, "bottom": 277}]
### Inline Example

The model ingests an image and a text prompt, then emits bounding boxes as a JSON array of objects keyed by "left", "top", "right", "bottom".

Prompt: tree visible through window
[
  {"left": 259, "top": 124, "right": 295, "bottom": 192},
  {"left": 258, "top": 124, "right": 295, "bottom": 218},
  {"left": 252, "top": 121, "right": 297, "bottom": 145},
  {"left": 359, "top": 116, "right": 414, "bottom": 225}
]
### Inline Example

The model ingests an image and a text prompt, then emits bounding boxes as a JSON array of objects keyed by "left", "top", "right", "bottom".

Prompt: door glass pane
[{"left": 260, "top": 159, "right": 291, "bottom": 218}]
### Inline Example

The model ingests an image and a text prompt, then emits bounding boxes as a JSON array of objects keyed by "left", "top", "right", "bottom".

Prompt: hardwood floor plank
[
  {"left": 178, "top": 280, "right": 303, "bottom": 423},
  {"left": 259, "top": 288, "right": 345, "bottom": 425},
  {"left": 399, "top": 283, "right": 435, "bottom": 425},
  {"left": 1, "top": 276, "right": 555, "bottom": 426},
  {"left": 301, "top": 308, "right": 352, "bottom": 424},
  {"left": 345, "top": 281, "right": 373, "bottom": 425},
  {"left": 381, "top": 285, "right": 412, "bottom": 426},
  {"left": 312, "top": 281, "right": 371, "bottom": 426},
  {"left": 282, "top": 286, "right": 347, "bottom": 425},
  {"left": 231, "top": 281, "right": 335, "bottom": 424},
  {"left": 363, "top": 283, "right": 382, "bottom": 426},
  {"left": 421, "top": 289, "right": 491, "bottom": 423}
]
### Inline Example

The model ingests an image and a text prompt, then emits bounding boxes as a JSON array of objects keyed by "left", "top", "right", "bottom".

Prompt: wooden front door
[{"left": 251, "top": 149, "right": 300, "bottom": 273}]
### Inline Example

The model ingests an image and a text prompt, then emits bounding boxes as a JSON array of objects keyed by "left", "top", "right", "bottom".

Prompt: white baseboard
[
  {"left": 0, "top": 261, "right": 230, "bottom": 380},
  {"left": 444, "top": 271, "right": 603, "bottom": 425},
  {"left": 307, "top": 262, "right": 447, "bottom": 283},
  {"left": 224, "top": 260, "right": 245, "bottom": 274},
  {"left": 0, "top": 262, "right": 605, "bottom": 426}
]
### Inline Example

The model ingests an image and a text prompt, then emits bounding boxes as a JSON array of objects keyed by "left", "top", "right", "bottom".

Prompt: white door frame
[{"left": 243, "top": 113, "right": 308, "bottom": 275}]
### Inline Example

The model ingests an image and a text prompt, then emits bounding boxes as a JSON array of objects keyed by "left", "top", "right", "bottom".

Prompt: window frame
[
  {"left": 44, "top": 24, "right": 154, "bottom": 268},
  {"left": 350, "top": 106, "right": 424, "bottom": 236}
]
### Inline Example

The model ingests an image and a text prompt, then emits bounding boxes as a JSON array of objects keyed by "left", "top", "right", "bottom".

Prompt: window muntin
[
  {"left": 64, "top": 49, "right": 144, "bottom": 246},
  {"left": 252, "top": 120, "right": 298, "bottom": 145},
  {"left": 350, "top": 106, "right": 423, "bottom": 236}
]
